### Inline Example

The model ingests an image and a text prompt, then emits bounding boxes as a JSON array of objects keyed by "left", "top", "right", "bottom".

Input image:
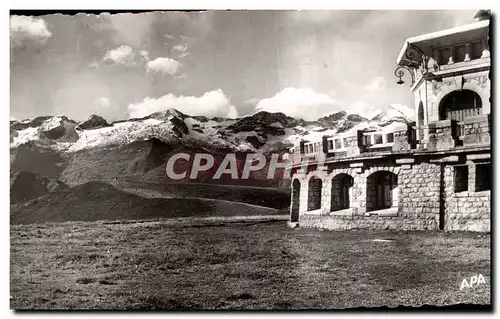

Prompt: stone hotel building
[{"left": 288, "top": 14, "right": 491, "bottom": 232}]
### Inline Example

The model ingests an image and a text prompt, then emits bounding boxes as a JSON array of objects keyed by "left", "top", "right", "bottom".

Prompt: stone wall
[
  {"left": 290, "top": 155, "right": 490, "bottom": 232},
  {"left": 392, "top": 130, "right": 412, "bottom": 152},
  {"left": 443, "top": 160, "right": 491, "bottom": 232},
  {"left": 426, "top": 120, "right": 458, "bottom": 151},
  {"left": 463, "top": 114, "right": 491, "bottom": 146}
]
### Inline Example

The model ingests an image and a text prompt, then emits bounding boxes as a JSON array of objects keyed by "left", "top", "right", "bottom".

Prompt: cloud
[
  {"left": 244, "top": 97, "right": 259, "bottom": 105},
  {"left": 288, "top": 10, "right": 337, "bottom": 23},
  {"left": 98, "top": 12, "right": 155, "bottom": 48},
  {"left": 365, "top": 76, "right": 386, "bottom": 93},
  {"left": 102, "top": 45, "right": 136, "bottom": 65},
  {"left": 227, "top": 105, "right": 238, "bottom": 119},
  {"left": 172, "top": 43, "right": 189, "bottom": 53},
  {"left": 10, "top": 16, "right": 52, "bottom": 46},
  {"left": 146, "top": 57, "right": 181, "bottom": 75},
  {"left": 174, "top": 74, "right": 188, "bottom": 80},
  {"left": 127, "top": 89, "right": 237, "bottom": 119},
  {"left": 97, "top": 97, "right": 110, "bottom": 108},
  {"left": 177, "top": 52, "right": 191, "bottom": 58},
  {"left": 139, "top": 50, "right": 150, "bottom": 61},
  {"left": 254, "top": 87, "right": 341, "bottom": 121},
  {"left": 88, "top": 60, "right": 100, "bottom": 68}
]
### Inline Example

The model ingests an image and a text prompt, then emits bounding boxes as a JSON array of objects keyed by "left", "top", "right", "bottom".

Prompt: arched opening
[
  {"left": 291, "top": 179, "right": 300, "bottom": 222},
  {"left": 439, "top": 90, "right": 482, "bottom": 121},
  {"left": 331, "top": 174, "right": 354, "bottom": 211},
  {"left": 418, "top": 101, "right": 425, "bottom": 126},
  {"left": 366, "top": 171, "right": 398, "bottom": 212},
  {"left": 307, "top": 176, "right": 322, "bottom": 211}
]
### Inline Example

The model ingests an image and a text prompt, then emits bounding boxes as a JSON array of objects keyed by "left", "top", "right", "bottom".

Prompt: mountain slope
[
  {"left": 10, "top": 171, "right": 68, "bottom": 204},
  {"left": 10, "top": 181, "right": 278, "bottom": 225}
]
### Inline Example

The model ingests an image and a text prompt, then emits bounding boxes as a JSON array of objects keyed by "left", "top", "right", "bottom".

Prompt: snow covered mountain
[
  {"left": 10, "top": 105, "right": 415, "bottom": 154},
  {"left": 9, "top": 106, "right": 415, "bottom": 187}
]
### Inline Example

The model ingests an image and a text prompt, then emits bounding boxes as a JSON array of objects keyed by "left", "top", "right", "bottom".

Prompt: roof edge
[{"left": 396, "top": 19, "right": 490, "bottom": 66}]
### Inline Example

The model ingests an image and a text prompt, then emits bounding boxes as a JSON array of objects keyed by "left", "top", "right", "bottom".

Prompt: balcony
[
  {"left": 445, "top": 108, "right": 482, "bottom": 122},
  {"left": 290, "top": 114, "right": 490, "bottom": 168},
  {"left": 425, "top": 114, "right": 490, "bottom": 151}
]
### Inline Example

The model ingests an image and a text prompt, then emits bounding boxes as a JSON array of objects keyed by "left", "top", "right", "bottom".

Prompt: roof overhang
[{"left": 397, "top": 20, "right": 490, "bottom": 67}]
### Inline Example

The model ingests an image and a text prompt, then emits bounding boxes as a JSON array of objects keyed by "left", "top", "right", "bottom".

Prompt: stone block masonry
[{"left": 290, "top": 152, "right": 490, "bottom": 232}]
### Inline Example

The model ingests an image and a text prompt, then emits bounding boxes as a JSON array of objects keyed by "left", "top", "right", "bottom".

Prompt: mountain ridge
[{"left": 10, "top": 106, "right": 415, "bottom": 155}]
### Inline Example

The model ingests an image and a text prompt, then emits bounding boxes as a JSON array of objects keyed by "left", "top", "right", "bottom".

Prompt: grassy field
[{"left": 11, "top": 219, "right": 490, "bottom": 310}]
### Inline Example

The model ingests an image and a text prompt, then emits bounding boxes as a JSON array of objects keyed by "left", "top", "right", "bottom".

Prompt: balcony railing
[
  {"left": 426, "top": 114, "right": 490, "bottom": 150},
  {"left": 446, "top": 108, "right": 482, "bottom": 122}
]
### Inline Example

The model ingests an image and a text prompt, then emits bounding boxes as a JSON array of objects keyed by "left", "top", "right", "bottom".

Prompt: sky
[{"left": 10, "top": 10, "right": 478, "bottom": 122}]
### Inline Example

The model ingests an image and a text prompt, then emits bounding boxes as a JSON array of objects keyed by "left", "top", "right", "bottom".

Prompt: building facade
[{"left": 288, "top": 17, "right": 491, "bottom": 232}]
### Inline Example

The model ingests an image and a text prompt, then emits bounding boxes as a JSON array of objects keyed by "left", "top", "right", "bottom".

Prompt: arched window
[
  {"left": 307, "top": 176, "right": 322, "bottom": 211},
  {"left": 366, "top": 171, "right": 398, "bottom": 212},
  {"left": 291, "top": 179, "right": 300, "bottom": 222},
  {"left": 331, "top": 174, "right": 354, "bottom": 211},
  {"left": 439, "top": 90, "right": 482, "bottom": 121}
]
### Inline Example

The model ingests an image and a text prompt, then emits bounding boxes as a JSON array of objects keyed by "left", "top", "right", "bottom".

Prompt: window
[
  {"left": 374, "top": 134, "right": 383, "bottom": 145},
  {"left": 475, "top": 163, "right": 491, "bottom": 192},
  {"left": 387, "top": 133, "right": 394, "bottom": 143},
  {"left": 366, "top": 171, "right": 398, "bottom": 212},
  {"left": 471, "top": 41, "right": 483, "bottom": 60},
  {"left": 363, "top": 135, "right": 372, "bottom": 146},
  {"left": 439, "top": 90, "right": 482, "bottom": 121},
  {"left": 454, "top": 165, "right": 468, "bottom": 192},
  {"left": 343, "top": 138, "right": 349, "bottom": 148},
  {"left": 307, "top": 177, "right": 322, "bottom": 211},
  {"left": 304, "top": 144, "right": 313, "bottom": 154},
  {"left": 328, "top": 140, "right": 334, "bottom": 150},
  {"left": 334, "top": 139, "right": 342, "bottom": 149},
  {"left": 438, "top": 48, "right": 452, "bottom": 64},
  {"left": 331, "top": 174, "right": 354, "bottom": 211},
  {"left": 454, "top": 45, "right": 467, "bottom": 62}
]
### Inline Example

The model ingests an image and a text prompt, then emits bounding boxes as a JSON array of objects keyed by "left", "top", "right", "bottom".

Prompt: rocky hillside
[{"left": 10, "top": 171, "right": 68, "bottom": 204}]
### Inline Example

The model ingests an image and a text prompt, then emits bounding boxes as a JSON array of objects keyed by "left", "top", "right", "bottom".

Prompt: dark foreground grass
[{"left": 10, "top": 220, "right": 490, "bottom": 310}]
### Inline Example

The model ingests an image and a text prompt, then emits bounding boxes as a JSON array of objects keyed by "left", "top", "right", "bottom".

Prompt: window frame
[
  {"left": 386, "top": 133, "right": 394, "bottom": 144},
  {"left": 475, "top": 162, "right": 491, "bottom": 192},
  {"left": 326, "top": 136, "right": 347, "bottom": 152},
  {"left": 454, "top": 165, "right": 469, "bottom": 193}
]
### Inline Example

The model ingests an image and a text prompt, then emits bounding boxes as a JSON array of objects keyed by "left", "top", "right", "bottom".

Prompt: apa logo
[{"left": 460, "top": 274, "right": 486, "bottom": 290}]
